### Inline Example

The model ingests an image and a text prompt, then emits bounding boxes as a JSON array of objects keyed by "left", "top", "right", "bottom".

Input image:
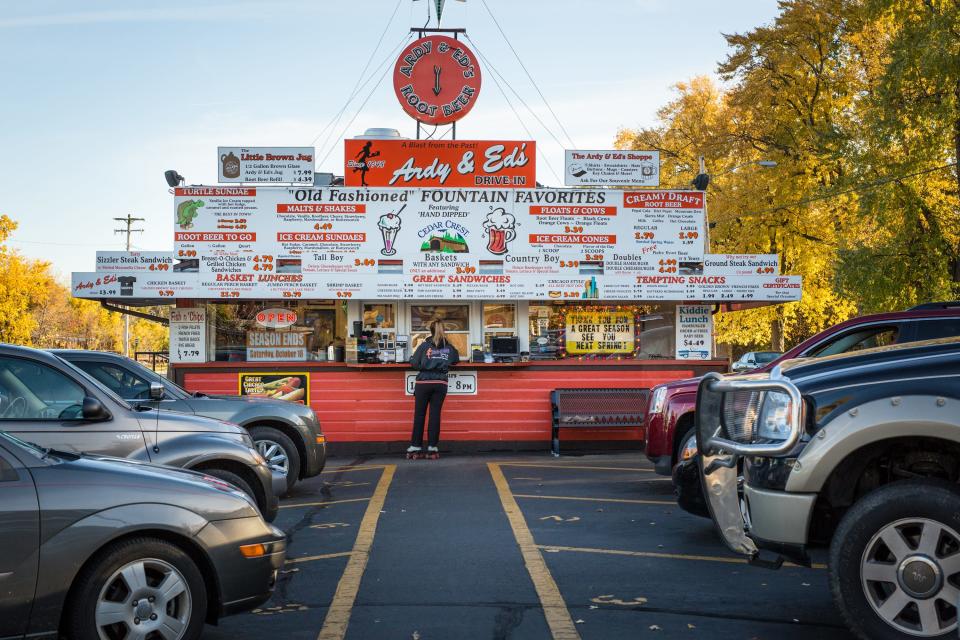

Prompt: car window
[
  {"left": 0, "top": 357, "right": 86, "bottom": 420},
  {"left": 754, "top": 352, "right": 780, "bottom": 364},
  {"left": 806, "top": 326, "right": 899, "bottom": 357},
  {"left": 913, "top": 318, "right": 960, "bottom": 341},
  {"left": 72, "top": 361, "right": 152, "bottom": 400}
]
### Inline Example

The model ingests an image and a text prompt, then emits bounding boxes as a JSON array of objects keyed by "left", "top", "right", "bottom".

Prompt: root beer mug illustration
[
  {"left": 221, "top": 151, "right": 241, "bottom": 179},
  {"left": 378, "top": 204, "right": 405, "bottom": 256},
  {"left": 483, "top": 208, "right": 517, "bottom": 255}
]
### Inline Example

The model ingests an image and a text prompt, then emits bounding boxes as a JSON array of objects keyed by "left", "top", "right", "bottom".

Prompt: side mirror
[
  {"left": 81, "top": 397, "right": 111, "bottom": 421},
  {"left": 149, "top": 382, "right": 166, "bottom": 401}
]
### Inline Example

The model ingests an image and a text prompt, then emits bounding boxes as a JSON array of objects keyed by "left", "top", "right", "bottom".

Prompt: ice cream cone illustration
[
  {"left": 378, "top": 205, "right": 404, "bottom": 256},
  {"left": 482, "top": 207, "right": 517, "bottom": 255}
]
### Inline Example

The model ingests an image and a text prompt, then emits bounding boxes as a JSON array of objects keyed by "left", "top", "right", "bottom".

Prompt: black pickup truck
[{"left": 695, "top": 338, "right": 960, "bottom": 640}]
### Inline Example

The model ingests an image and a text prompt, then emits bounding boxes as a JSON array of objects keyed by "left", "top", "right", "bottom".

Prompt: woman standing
[{"left": 407, "top": 320, "right": 460, "bottom": 459}]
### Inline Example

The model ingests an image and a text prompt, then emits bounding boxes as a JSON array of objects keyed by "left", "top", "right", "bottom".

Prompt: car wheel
[
  {"left": 204, "top": 468, "right": 256, "bottom": 502},
  {"left": 66, "top": 536, "right": 207, "bottom": 640},
  {"left": 675, "top": 425, "right": 697, "bottom": 466},
  {"left": 830, "top": 479, "right": 960, "bottom": 639},
  {"left": 249, "top": 426, "right": 300, "bottom": 495}
]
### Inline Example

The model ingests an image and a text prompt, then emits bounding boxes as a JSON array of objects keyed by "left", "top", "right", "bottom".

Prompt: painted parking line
[
  {"left": 488, "top": 463, "right": 581, "bottom": 640},
  {"left": 280, "top": 497, "right": 371, "bottom": 510},
  {"left": 317, "top": 464, "right": 396, "bottom": 640},
  {"left": 286, "top": 551, "right": 353, "bottom": 565},
  {"left": 499, "top": 463, "right": 655, "bottom": 473},
  {"left": 538, "top": 544, "right": 827, "bottom": 570},
  {"left": 515, "top": 494, "right": 674, "bottom": 506}
]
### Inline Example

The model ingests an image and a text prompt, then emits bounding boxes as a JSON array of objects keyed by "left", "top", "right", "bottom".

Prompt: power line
[
  {"left": 734, "top": 161, "right": 959, "bottom": 220},
  {"left": 466, "top": 36, "right": 569, "bottom": 155},
  {"left": 309, "top": 0, "right": 404, "bottom": 149},
  {"left": 469, "top": 38, "right": 561, "bottom": 184},
  {"left": 316, "top": 33, "right": 414, "bottom": 169},
  {"left": 477, "top": 0, "right": 577, "bottom": 149}
]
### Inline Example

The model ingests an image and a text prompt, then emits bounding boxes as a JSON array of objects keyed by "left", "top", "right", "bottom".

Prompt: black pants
[{"left": 411, "top": 382, "right": 448, "bottom": 448}]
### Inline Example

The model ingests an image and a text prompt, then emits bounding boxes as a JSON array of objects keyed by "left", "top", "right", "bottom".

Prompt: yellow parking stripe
[
  {"left": 514, "top": 494, "right": 673, "bottom": 506},
  {"left": 499, "top": 463, "right": 655, "bottom": 472},
  {"left": 488, "top": 463, "right": 581, "bottom": 640},
  {"left": 538, "top": 544, "right": 826, "bottom": 569},
  {"left": 280, "top": 497, "right": 370, "bottom": 509},
  {"left": 317, "top": 465, "right": 396, "bottom": 640},
  {"left": 286, "top": 551, "right": 353, "bottom": 564}
]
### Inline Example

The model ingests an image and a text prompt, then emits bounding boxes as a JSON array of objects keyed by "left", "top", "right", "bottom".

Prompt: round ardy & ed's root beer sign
[{"left": 393, "top": 35, "right": 482, "bottom": 126}]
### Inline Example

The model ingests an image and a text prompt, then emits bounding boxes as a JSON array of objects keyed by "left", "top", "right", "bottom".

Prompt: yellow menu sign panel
[{"left": 565, "top": 311, "right": 634, "bottom": 354}]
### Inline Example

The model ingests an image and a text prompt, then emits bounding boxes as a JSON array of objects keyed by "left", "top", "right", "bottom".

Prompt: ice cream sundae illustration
[
  {"left": 378, "top": 204, "right": 404, "bottom": 256},
  {"left": 482, "top": 207, "right": 517, "bottom": 256}
]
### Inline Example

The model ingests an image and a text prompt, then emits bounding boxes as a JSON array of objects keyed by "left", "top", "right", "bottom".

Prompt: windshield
[
  {"left": 53, "top": 356, "right": 132, "bottom": 410},
  {"left": 753, "top": 352, "right": 781, "bottom": 364}
]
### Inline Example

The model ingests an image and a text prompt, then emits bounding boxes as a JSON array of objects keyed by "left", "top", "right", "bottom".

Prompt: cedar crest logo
[{"left": 418, "top": 220, "right": 470, "bottom": 253}]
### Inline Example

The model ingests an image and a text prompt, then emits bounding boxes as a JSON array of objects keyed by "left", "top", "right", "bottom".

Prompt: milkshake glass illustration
[
  {"left": 378, "top": 207, "right": 403, "bottom": 256},
  {"left": 483, "top": 208, "right": 517, "bottom": 255}
]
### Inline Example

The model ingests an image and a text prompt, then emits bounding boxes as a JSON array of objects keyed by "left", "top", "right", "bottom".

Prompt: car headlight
[
  {"left": 649, "top": 386, "right": 667, "bottom": 415},
  {"left": 757, "top": 391, "right": 793, "bottom": 441}
]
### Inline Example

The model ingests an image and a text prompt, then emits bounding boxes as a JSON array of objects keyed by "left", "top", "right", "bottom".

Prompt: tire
[
  {"left": 66, "top": 536, "right": 207, "bottom": 640},
  {"left": 249, "top": 425, "right": 300, "bottom": 495},
  {"left": 830, "top": 479, "right": 960, "bottom": 640},
  {"left": 674, "top": 423, "right": 697, "bottom": 466},
  {"left": 204, "top": 468, "right": 256, "bottom": 503}
]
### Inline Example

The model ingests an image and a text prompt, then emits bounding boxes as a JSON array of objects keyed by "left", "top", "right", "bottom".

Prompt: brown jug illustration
[{"left": 221, "top": 151, "right": 241, "bottom": 179}]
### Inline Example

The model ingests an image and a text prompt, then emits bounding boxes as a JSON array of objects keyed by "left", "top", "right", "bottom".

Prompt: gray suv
[
  {"left": 0, "top": 344, "right": 281, "bottom": 521},
  {"left": 54, "top": 350, "right": 327, "bottom": 493},
  {"left": 0, "top": 429, "right": 286, "bottom": 640}
]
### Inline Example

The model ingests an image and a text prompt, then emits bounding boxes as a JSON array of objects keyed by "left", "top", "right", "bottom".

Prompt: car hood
[
  {"left": 39, "top": 453, "right": 260, "bottom": 520},
  {"left": 136, "top": 407, "right": 246, "bottom": 435}
]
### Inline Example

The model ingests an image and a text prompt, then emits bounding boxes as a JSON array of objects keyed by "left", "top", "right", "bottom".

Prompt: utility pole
[{"left": 114, "top": 214, "right": 145, "bottom": 357}]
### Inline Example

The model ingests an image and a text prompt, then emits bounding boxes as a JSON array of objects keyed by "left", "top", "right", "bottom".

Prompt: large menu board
[{"left": 71, "top": 186, "right": 802, "bottom": 302}]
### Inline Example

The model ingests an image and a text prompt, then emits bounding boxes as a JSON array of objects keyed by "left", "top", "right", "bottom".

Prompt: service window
[
  {"left": 0, "top": 357, "right": 86, "bottom": 420},
  {"left": 212, "top": 301, "right": 346, "bottom": 362},
  {"left": 410, "top": 304, "right": 470, "bottom": 355},
  {"left": 483, "top": 303, "right": 517, "bottom": 350}
]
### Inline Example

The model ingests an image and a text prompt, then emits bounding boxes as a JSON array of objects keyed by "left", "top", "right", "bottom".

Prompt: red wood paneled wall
[{"left": 178, "top": 362, "right": 725, "bottom": 443}]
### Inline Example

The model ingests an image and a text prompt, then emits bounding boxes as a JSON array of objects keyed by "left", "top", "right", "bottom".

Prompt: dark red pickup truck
[{"left": 645, "top": 304, "right": 960, "bottom": 477}]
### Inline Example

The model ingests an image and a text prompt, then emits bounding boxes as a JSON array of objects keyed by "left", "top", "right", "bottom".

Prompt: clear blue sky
[{"left": 0, "top": 0, "right": 779, "bottom": 279}]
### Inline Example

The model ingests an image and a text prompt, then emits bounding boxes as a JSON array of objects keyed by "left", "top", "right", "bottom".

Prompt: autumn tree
[{"left": 0, "top": 215, "right": 56, "bottom": 345}]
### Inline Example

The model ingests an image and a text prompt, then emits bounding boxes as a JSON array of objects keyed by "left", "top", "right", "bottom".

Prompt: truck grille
[{"left": 721, "top": 391, "right": 763, "bottom": 443}]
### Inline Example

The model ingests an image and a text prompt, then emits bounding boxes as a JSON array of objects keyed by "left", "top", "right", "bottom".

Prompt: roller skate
[
  {"left": 406, "top": 446, "right": 424, "bottom": 460},
  {"left": 425, "top": 446, "right": 440, "bottom": 460}
]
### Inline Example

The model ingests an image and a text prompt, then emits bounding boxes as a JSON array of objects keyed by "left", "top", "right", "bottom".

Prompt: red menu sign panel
[{"left": 344, "top": 139, "right": 535, "bottom": 188}]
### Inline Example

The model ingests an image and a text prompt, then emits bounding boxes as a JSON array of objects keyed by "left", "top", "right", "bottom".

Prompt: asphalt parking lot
[{"left": 205, "top": 452, "right": 855, "bottom": 639}]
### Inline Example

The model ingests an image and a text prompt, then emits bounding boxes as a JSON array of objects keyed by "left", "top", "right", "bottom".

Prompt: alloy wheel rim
[
  {"left": 255, "top": 438, "right": 290, "bottom": 476},
  {"left": 861, "top": 517, "right": 960, "bottom": 636},
  {"left": 95, "top": 558, "right": 192, "bottom": 640}
]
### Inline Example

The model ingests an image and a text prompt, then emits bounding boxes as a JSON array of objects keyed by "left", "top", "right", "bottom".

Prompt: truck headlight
[
  {"left": 649, "top": 386, "right": 667, "bottom": 415},
  {"left": 757, "top": 391, "right": 793, "bottom": 441}
]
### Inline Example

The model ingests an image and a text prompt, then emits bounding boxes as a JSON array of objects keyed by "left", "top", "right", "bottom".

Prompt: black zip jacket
[{"left": 410, "top": 337, "right": 460, "bottom": 382}]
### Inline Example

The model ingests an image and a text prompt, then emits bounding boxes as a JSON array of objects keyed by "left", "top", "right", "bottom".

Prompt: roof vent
[{"left": 353, "top": 128, "right": 406, "bottom": 140}]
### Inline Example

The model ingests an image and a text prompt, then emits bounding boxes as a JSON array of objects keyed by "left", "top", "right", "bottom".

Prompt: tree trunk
[{"left": 771, "top": 312, "right": 786, "bottom": 352}]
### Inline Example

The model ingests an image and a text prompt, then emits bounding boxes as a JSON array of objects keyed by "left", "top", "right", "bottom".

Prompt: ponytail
[{"left": 431, "top": 320, "right": 447, "bottom": 346}]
